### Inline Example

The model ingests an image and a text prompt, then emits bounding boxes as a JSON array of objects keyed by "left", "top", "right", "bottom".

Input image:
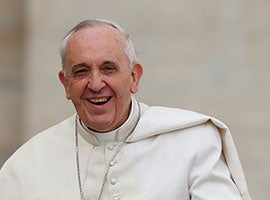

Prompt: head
[
  {"left": 60, "top": 19, "right": 138, "bottom": 73},
  {"left": 58, "top": 19, "right": 143, "bottom": 132}
]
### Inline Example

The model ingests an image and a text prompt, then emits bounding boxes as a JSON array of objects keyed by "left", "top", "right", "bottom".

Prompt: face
[{"left": 59, "top": 25, "right": 143, "bottom": 132}]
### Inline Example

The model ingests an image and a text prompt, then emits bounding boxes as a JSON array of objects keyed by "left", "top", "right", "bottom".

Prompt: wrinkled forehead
[
  {"left": 67, "top": 25, "right": 125, "bottom": 50},
  {"left": 64, "top": 25, "right": 129, "bottom": 67}
]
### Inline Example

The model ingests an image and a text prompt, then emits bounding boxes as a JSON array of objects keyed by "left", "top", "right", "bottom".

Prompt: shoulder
[
  {"left": 139, "top": 103, "right": 211, "bottom": 128},
  {"left": 1, "top": 115, "right": 76, "bottom": 170},
  {"left": 131, "top": 103, "right": 225, "bottom": 142},
  {"left": 22, "top": 114, "right": 76, "bottom": 148}
]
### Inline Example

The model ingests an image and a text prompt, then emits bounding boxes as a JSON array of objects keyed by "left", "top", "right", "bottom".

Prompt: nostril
[{"left": 87, "top": 79, "right": 106, "bottom": 92}]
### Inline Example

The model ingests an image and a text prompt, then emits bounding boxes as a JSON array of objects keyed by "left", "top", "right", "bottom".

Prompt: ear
[
  {"left": 130, "top": 63, "right": 143, "bottom": 94},
  {"left": 58, "top": 70, "right": 71, "bottom": 100}
]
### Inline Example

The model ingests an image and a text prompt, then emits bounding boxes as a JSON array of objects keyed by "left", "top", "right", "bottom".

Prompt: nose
[{"left": 87, "top": 72, "right": 106, "bottom": 92}]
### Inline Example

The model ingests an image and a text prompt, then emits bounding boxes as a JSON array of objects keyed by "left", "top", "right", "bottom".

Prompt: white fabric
[{"left": 0, "top": 98, "right": 251, "bottom": 200}]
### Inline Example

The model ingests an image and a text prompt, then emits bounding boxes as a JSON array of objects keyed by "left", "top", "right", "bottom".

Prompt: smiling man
[
  {"left": 59, "top": 23, "right": 142, "bottom": 132},
  {"left": 0, "top": 19, "right": 251, "bottom": 200}
]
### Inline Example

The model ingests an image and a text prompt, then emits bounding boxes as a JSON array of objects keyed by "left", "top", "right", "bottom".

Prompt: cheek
[
  {"left": 69, "top": 81, "right": 86, "bottom": 100},
  {"left": 120, "top": 76, "right": 134, "bottom": 94}
]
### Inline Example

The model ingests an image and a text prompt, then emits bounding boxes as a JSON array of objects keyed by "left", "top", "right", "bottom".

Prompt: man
[{"left": 0, "top": 19, "right": 251, "bottom": 200}]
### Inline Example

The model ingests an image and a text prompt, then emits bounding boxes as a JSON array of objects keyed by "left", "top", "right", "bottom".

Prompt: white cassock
[{"left": 0, "top": 97, "right": 251, "bottom": 200}]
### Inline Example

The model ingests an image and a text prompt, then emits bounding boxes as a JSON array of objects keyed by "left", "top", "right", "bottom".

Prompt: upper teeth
[{"left": 89, "top": 97, "right": 109, "bottom": 103}]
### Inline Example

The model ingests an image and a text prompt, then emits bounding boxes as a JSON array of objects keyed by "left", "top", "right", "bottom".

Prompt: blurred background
[{"left": 0, "top": 0, "right": 269, "bottom": 199}]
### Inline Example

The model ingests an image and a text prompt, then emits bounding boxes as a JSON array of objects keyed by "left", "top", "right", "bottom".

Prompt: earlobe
[
  {"left": 130, "top": 63, "right": 143, "bottom": 94},
  {"left": 58, "top": 70, "right": 71, "bottom": 100}
]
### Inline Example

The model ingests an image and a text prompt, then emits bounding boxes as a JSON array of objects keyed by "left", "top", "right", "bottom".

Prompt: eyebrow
[
  {"left": 102, "top": 61, "right": 118, "bottom": 66},
  {"left": 70, "top": 63, "right": 88, "bottom": 72},
  {"left": 72, "top": 62, "right": 88, "bottom": 68},
  {"left": 71, "top": 60, "right": 118, "bottom": 72}
]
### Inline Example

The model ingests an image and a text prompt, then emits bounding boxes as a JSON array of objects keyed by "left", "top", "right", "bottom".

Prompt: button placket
[
  {"left": 104, "top": 143, "right": 120, "bottom": 198},
  {"left": 107, "top": 164, "right": 121, "bottom": 198},
  {"left": 105, "top": 143, "right": 116, "bottom": 168},
  {"left": 109, "top": 177, "right": 122, "bottom": 200},
  {"left": 104, "top": 142, "right": 125, "bottom": 199}
]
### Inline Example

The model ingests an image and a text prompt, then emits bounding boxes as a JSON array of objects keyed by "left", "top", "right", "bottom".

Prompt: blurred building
[
  {"left": 0, "top": 0, "right": 24, "bottom": 166},
  {"left": 0, "top": 0, "right": 269, "bottom": 199}
]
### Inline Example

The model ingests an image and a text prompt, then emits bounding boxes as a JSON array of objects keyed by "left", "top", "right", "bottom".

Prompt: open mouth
[{"left": 87, "top": 97, "right": 112, "bottom": 105}]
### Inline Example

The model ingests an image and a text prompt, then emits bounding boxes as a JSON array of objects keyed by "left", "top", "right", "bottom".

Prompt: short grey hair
[{"left": 60, "top": 19, "right": 138, "bottom": 72}]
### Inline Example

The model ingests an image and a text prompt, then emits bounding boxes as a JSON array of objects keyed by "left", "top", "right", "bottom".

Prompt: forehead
[
  {"left": 64, "top": 25, "right": 127, "bottom": 68},
  {"left": 67, "top": 25, "right": 125, "bottom": 52}
]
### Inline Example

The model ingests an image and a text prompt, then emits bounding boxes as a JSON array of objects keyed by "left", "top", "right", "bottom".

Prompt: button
[
  {"left": 113, "top": 196, "right": 121, "bottom": 200},
  {"left": 109, "top": 161, "right": 117, "bottom": 166},
  {"left": 108, "top": 145, "right": 114, "bottom": 151},
  {"left": 110, "top": 178, "right": 118, "bottom": 185}
]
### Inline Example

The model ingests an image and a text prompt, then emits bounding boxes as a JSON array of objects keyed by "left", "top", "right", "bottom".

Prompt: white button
[
  {"left": 110, "top": 178, "right": 118, "bottom": 185},
  {"left": 108, "top": 145, "right": 114, "bottom": 151},
  {"left": 109, "top": 161, "right": 117, "bottom": 166},
  {"left": 113, "top": 196, "right": 121, "bottom": 200}
]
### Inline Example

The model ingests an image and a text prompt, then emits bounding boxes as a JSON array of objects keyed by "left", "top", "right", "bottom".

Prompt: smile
[{"left": 87, "top": 97, "right": 112, "bottom": 105}]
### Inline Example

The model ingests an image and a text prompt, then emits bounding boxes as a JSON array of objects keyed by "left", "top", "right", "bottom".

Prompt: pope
[{"left": 0, "top": 19, "right": 251, "bottom": 200}]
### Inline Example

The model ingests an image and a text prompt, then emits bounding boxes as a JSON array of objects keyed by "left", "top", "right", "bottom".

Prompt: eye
[
  {"left": 104, "top": 65, "right": 115, "bottom": 71},
  {"left": 71, "top": 67, "right": 90, "bottom": 77},
  {"left": 102, "top": 64, "right": 117, "bottom": 74}
]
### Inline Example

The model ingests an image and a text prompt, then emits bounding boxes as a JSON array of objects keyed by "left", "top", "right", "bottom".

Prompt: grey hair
[{"left": 60, "top": 19, "right": 138, "bottom": 72}]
